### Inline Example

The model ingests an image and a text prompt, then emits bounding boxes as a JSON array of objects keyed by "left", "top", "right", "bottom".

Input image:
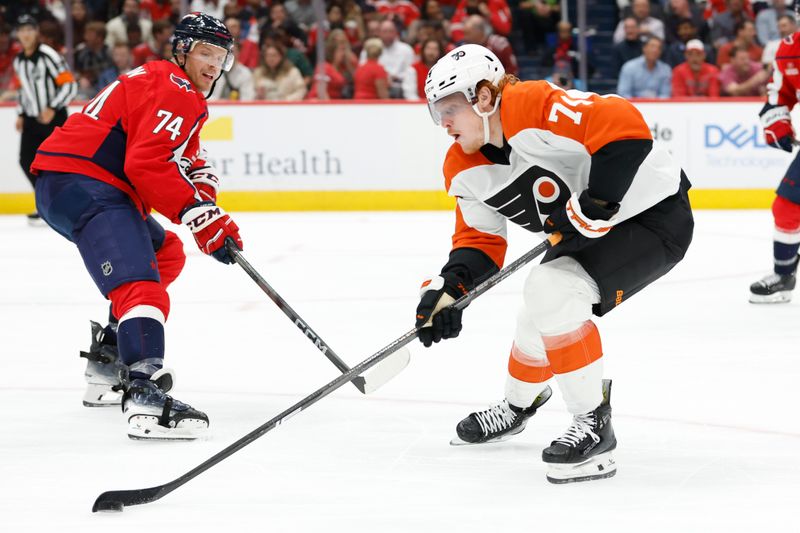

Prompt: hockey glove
[
  {"left": 415, "top": 272, "right": 468, "bottom": 347},
  {"left": 759, "top": 103, "right": 795, "bottom": 153},
  {"left": 544, "top": 190, "right": 619, "bottom": 254},
  {"left": 180, "top": 201, "right": 242, "bottom": 264},
  {"left": 188, "top": 169, "right": 220, "bottom": 203}
]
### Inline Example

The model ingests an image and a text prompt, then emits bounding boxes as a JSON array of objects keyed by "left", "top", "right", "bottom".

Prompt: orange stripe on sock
[
  {"left": 543, "top": 321, "right": 603, "bottom": 374},
  {"left": 508, "top": 343, "right": 553, "bottom": 383}
]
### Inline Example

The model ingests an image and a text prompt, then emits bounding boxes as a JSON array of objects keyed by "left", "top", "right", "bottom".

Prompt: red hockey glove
[
  {"left": 759, "top": 103, "right": 795, "bottom": 153},
  {"left": 544, "top": 190, "right": 619, "bottom": 254},
  {"left": 180, "top": 202, "right": 242, "bottom": 264},
  {"left": 188, "top": 169, "right": 220, "bottom": 203}
]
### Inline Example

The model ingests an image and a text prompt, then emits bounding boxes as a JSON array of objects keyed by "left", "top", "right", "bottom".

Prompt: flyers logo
[
  {"left": 451, "top": 50, "right": 466, "bottom": 60},
  {"left": 484, "top": 166, "right": 570, "bottom": 233},
  {"left": 170, "top": 73, "right": 194, "bottom": 92}
]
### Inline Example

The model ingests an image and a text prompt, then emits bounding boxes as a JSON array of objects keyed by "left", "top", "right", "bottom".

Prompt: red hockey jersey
[
  {"left": 768, "top": 31, "right": 800, "bottom": 110},
  {"left": 32, "top": 60, "right": 210, "bottom": 223}
]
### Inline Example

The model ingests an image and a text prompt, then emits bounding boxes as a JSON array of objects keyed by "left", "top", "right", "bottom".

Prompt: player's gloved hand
[
  {"left": 415, "top": 272, "right": 468, "bottom": 347},
  {"left": 759, "top": 103, "right": 795, "bottom": 153},
  {"left": 180, "top": 201, "right": 242, "bottom": 264},
  {"left": 188, "top": 169, "right": 220, "bottom": 202},
  {"left": 543, "top": 190, "right": 619, "bottom": 254}
]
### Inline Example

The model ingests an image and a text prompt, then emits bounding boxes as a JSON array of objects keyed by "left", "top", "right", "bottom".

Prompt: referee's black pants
[{"left": 19, "top": 108, "right": 68, "bottom": 187}]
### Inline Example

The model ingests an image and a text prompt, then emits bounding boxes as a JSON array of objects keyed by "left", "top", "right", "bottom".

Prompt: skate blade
[
  {"left": 127, "top": 415, "right": 209, "bottom": 441},
  {"left": 546, "top": 451, "right": 617, "bottom": 484},
  {"left": 749, "top": 291, "right": 792, "bottom": 304},
  {"left": 449, "top": 423, "right": 527, "bottom": 446},
  {"left": 82, "top": 384, "right": 122, "bottom": 407}
]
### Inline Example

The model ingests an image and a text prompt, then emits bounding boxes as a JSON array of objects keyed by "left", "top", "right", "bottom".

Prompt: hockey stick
[
  {"left": 92, "top": 233, "right": 560, "bottom": 513},
  {"left": 225, "top": 239, "right": 410, "bottom": 394}
]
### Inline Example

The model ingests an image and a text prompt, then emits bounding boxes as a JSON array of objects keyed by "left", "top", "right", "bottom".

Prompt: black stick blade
[{"left": 92, "top": 485, "right": 169, "bottom": 512}]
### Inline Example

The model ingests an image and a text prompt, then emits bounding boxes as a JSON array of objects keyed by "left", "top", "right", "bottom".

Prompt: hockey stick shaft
[
  {"left": 92, "top": 234, "right": 559, "bottom": 512},
  {"left": 226, "top": 239, "right": 368, "bottom": 393}
]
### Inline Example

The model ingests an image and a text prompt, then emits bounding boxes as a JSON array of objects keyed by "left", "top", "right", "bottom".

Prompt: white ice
[{"left": 1, "top": 210, "right": 799, "bottom": 532}]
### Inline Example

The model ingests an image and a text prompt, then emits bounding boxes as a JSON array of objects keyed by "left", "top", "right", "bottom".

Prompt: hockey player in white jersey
[{"left": 414, "top": 44, "right": 694, "bottom": 483}]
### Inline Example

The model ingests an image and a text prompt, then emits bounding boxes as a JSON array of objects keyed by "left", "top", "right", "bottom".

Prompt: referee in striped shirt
[{"left": 13, "top": 15, "right": 77, "bottom": 224}]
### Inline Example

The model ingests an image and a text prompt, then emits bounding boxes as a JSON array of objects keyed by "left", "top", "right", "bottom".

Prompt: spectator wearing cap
[
  {"left": 716, "top": 19, "right": 762, "bottom": 67},
  {"left": 617, "top": 36, "right": 672, "bottom": 98},
  {"left": 461, "top": 15, "right": 518, "bottom": 76},
  {"left": 0, "top": 24, "right": 21, "bottom": 100},
  {"left": 719, "top": 45, "right": 768, "bottom": 96},
  {"left": 613, "top": 0, "right": 665, "bottom": 44},
  {"left": 762, "top": 13, "right": 797, "bottom": 67},
  {"left": 671, "top": 39, "right": 720, "bottom": 96},
  {"left": 12, "top": 15, "right": 77, "bottom": 224},
  {"left": 106, "top": 0, "right": 153, "bottom": 48},
  {"left": 755, "top": 0, "right": 787, "bottom": 46},
  {"left": 664, "top": 17, "right": 716, "bottom": 67},
  {"left": 612, "top": 17, "right": 643, "bottom": 75},
  {"left": 353, "top": 38, "right": 390, "bottom": 99}
]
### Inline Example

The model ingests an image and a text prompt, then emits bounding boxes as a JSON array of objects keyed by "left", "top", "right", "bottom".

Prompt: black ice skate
[
  {"left": 450, "top": 386, "right": 552, "bottom": 446},
  {"left": 80, "top": 321, "right": 127, "bottom": 407},
  {"left": 122, "top": 372, "right": 208, "bottom": 441},
  {"left": 542, "top": 379, "right": 617, "bottom": 484},
  {"left": 749, "top": 272, "right": 796, "bottom": 304}
]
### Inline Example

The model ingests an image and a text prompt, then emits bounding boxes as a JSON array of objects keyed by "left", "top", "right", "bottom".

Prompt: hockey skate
[
  {"left": 123, "top": 370, "right": 208, "bottom": 441},
  {"left": 80, "top": 321, "right": 127, "bottom": 407},
  {"left": 749, "top": 272, "right": 796, "bottom": 303},
  {"left": 450, "top": 386, "right": 552, "bottom": 446},
  {"left": 542, "top": 379, "right": 617, "bottom": 484}
]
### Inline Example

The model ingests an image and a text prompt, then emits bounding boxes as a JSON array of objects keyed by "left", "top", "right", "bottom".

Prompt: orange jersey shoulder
[
  {"left": 443, "top": 142, "right": 493, "bottom": 193},
  {"left": 499, "top": 80, "right": 652, "bottom": 154}
]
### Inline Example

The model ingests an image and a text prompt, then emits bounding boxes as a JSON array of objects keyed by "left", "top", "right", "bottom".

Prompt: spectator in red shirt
[
  {"left": 451, "top": 0, "right": 512, "bottom": 42},
  {"left": 719, "top": 45, "right": 768, "bottom": 96},
  {"left": 141, "top": 0, "right": 173, "bottom": 21},
  {"left": 412, "top": 38, "right": 445, "bottom": 99},
  {"left": 716, "top": 19, "right": 761, "bottom": 67},
  {"left": 132, "top": 19, "right": 173, "bottom": 67},
  {"left": 461, "top": 15, "right": 518, "bottom": 75},
  {"left": 225, "top": 16, "right": 260, "bottom": 69},
  {"left": 671, "top": 39, "right": 721, "bottom": 96},
  {"left": 307, "top": 38, "right": 352, "bottom": 100},
  {"left": 354, "top": 38, "right": 389, "bottom": 99}
]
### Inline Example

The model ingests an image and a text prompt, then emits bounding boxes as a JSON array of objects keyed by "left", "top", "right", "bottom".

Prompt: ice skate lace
[
  {"left": 755, "top": 273, "right": 782, "bottom": 288},
  {"left": 475, "top": 401, "right": 517, "bottom": 436},
  {"left": 554, "top": 413, "right": 599, "bottom": 447}
]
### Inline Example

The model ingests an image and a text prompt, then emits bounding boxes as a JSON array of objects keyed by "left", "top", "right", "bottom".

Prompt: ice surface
[{"left": 1, "top": 210, "right": 798, "bottom": 532}]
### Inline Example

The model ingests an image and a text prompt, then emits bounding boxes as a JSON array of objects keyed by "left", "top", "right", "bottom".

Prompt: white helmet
[
  {"left": 424, "top": 44, "right": 505, "bottom": 106},
  {"left": 424, "top": 44, "right": 505, "bottom": 143}
]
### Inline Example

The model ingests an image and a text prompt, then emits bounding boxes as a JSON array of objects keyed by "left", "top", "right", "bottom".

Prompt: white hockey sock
[{"left": 553, "top": 358, "right": 604, "bottom": 415}]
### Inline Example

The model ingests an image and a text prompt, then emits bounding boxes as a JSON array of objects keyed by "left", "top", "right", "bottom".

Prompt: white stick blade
[{"left": 360, "top": 347, "right": 411, "bottom": 394}]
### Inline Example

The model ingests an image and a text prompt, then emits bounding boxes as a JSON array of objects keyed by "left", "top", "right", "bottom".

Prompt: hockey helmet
[
  {"left": 424, "top": 44, "right": 505, "bottom": 126},
  {"left": 173, "top": 12, "right": 234, "bottom": 72}
]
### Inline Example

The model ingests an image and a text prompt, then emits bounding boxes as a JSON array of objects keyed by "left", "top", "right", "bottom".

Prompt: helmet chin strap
[{"left": 472, "top": 94, "right": 501, "bottom": 146}]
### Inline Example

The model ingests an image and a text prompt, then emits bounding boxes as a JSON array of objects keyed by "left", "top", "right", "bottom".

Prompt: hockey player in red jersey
[
  {"left": 751, "top": 30, "right": 800, "bottom": 303},
  {"left": 31, "top": 13, "right": 242, "bottom": 440},
  {"left": 415, "top": 44, "right": 694, "bottom": 483}
]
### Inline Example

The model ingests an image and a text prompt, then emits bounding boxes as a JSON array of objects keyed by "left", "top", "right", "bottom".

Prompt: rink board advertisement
[{"left": 0, "top": 99, "right": 788, "bottom": 212}]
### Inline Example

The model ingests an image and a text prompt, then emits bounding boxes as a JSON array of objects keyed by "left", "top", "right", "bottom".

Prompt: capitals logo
[
  {"left": 170, "top": 73, "right": 195, "bottom": 92},
  {"left": 485, "top": 166, "right": 570, "bottom": 232}
]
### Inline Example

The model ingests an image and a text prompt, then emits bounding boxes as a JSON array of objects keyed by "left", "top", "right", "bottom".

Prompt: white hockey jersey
[{"left": 444, "top": 80, "right": 682, "bottom": 267}]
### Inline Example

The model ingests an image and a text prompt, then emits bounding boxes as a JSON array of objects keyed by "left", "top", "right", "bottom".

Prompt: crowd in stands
[
  {"left": 0, "top": 0, "right": 795, "bottom": 102},
  {"left": 614, "top": 0, "right": 797, "bottom": 98}
]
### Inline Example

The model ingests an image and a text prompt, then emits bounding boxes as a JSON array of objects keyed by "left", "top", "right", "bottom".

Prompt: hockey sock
[
  {"left": 506, "top": 343, "right": 552, "bottom": 408},
  {"left": 117, "top": 306, "right": 165, "bottom": 381},
  {"left": 543, "top": 321, "right": 604, "bottom": 414},
  {"left": 773, "top": 239, "right": 800, "bottom": 275},
  {"left": 103, "top": 306, "right": 118, "bottom": 345}
]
